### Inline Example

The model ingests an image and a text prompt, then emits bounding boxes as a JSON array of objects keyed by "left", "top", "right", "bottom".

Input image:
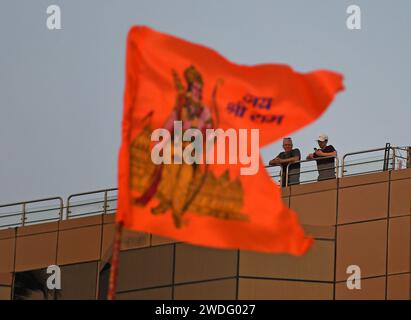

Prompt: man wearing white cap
[{"left": 306, "top": 134, "right": 337, "bottom": 181}]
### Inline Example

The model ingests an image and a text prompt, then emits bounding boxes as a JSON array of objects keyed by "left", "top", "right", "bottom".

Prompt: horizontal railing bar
[
  {"left": 342, "top": 158, "right": 391, "bottom": 168},
  {"left": 0, "top": 212, "right": 24, "bottom": 218},
  {"left": 0, "top": 196, "right": 63, "bottom": 209},
  {"left": 67, "top": 188, "right": 117, "bottom": 200},
  {"left": 68, "top": 200, "right": 106, "bottom": 208},
  {"left": 68, "top": 210, "right": 107, "bottom": 218},
  {"left": 22, "top": 206, "right": 63, "bottom": 215},
  {"left": 0, "top": 223, "right": 21, "bottom": 229},
  {"left": 343, "top": 168, "right": 387, "bottom": 177},
  {"left": 343, "top": 147, "right": 390, "bottom": 158},
  {"left": 25, "top": 217, "right": 61, "bottom": 224},
  {"left": 343, "top": 156, "right": 389, "bottom": 164}
]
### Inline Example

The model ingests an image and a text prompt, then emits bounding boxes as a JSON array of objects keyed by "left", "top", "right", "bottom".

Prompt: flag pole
[{"left": 107, "top": 221, "right": 123, "bottom": 300}]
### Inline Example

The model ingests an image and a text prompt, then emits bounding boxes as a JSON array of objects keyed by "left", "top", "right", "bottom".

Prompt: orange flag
[{"left": 117, "top": 26, "right": 344, "bottom": 255}]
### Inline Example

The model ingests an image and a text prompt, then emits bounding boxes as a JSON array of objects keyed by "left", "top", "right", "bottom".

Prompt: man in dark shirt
[
  {"left": 306, "top": 134, "right": 337, "bottom": 181},
  {"left": 269, "top": 137, "right": 301, "bottom": 187}
]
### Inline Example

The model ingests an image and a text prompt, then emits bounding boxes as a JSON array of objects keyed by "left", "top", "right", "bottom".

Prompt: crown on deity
[{"left": 184, "top": 65, "right": 203, "bottom": 87}]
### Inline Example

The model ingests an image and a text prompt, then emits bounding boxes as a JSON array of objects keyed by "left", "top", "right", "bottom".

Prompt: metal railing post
[
  {"left": 21, "top": 203, "right": 26, "bottom": 226},
  {"left": 103, "top": 191, "right": 108, "bottom": 215},
  {"left": 58, "top": 198, "right": 64, "bottom": 221},
  {"left": 383, "top": 143, "right": 391, "bottom": 171},
  {"left": 335, "top": 157, "right": 339, "bottom": 178},
  {"left": 391, "top": 147, "right": 396, "bottom": 170},
  {"left": 341, "top": 155, "right": 346, "bottom": 178},
  {"left": 285, "top": 165, "right": 289, "bottom": 187},
  {"left": 66, "top": 196, "right": 72, "bottom": 220}
]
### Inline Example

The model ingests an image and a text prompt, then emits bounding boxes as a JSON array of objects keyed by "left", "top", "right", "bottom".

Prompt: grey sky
[{"left": 0, "top": 0, "right": 410, "bottom": 204}]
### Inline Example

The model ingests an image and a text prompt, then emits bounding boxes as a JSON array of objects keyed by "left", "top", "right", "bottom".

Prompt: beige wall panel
[
  {"left": 336, "top": 220, "right": 387, "bottom": 281},
  {"left": 389, "top": 179, "right": 411, "bottom": 217},
  {"left": 335, "top": 277, "right": 385, "bottom": 300},
  {"left": 339, "top": 172, "right": 389, "bottom": 188},
  {"left": 117, "top": 287, "right": 172, "bottom": 300},
  {"left": 0, "top": 272, "right": 12, "bottom": 286},
  {"left": 15, "top": 232, "right": 57, "bottom": 272},
  {"left": 0, "top": 229, "right": 15, "bottom": 240},
  {"left": 17, "top": 221, "right": 58, "bottom": 236},
  {"left": 59, "top": 262, "right": 98, "bottom": 300},
  {"left": 240, "top": 240, "right": 335, "bottom": 281},
  {"left": 151, "top": 234, "right": 176, "bottom": 246},
  {"left": 59, "top": 215, "right": 102, "bottom": 231},
  {"left": 0, "top": 286, "right": 11, "bottom": 300},
  {"left": 391, "top": 169, "right": 411, "bottom": 180},
  {"left": 121, "top": 229, "right": 150, "bottom": 251},
  {"left": 174, "top": 279, "right": 237, "bottom": 300},
  {"left": 291, "top": 179, "right": 337, "bottom": 196},
  {"left": 0, "top": 238, "right": 15, "bottom": 272},
  {"left": 281, "top": 187, "right": 290, "bottom": 197},
  {"left": 388, "top": 216, "right": 410, "bottom": 274},
  {"left": 175, "top": 244, "right": 237, "bottom": 284},
  {"left": 338, "top": 183, "right": 388, "bottom": 224},
  {"left": 282, "top": 197, "right": 290, "bottom": 208},
  {"left": 238, "top": 278, "right": 333, "bottom": 300},
  {"left": 303, "top": 225, "right": 335, "bottom": 240},
  {"left": 387, "top": 274, "right": 410, "bottom": 300},
  {"left": 57, "top": 225, "right": 101, "bottom": 265},
  {"left": 290, "top": 190, "right": 337, "bottom": 226},
  {"left": 103, "top": 214, "right": 115, "bottom": 224},
  {"left": 117, "top": 245, "right": 174, "bottom": 292},
  {"left": 101, "top": 223, "right": 114, "bottom": 265}
]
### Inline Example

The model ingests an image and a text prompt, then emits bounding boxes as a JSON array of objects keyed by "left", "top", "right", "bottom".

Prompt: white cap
[{"left": 317, "top": 134, "right": 328, "bottom": 142}]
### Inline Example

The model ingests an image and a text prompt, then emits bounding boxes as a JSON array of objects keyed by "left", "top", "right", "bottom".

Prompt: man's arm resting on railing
[
  {"left": 315, "top": 150, "right": 337, "bottom": 157},
  {"left": 269, "top": 156, "right": 300, "bottom": 166}
]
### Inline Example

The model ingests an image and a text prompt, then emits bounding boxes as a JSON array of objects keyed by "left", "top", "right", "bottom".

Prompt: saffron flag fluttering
[{"left": 117, "top": 26, "right": 344, "bottom": 255}]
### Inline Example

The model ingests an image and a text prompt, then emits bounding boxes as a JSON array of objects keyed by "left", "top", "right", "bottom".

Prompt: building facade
[{"left": 0, "top": 169, "right": 410, "bottom": 300}]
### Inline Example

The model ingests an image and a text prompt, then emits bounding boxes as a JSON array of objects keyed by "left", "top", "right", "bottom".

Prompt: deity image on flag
[{"left": 129, "top": 65, "right": 247, "bottom": 228}]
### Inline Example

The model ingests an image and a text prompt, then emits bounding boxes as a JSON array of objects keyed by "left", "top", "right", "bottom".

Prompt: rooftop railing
[
  {"left": 266, "top": 145, "right": 410, "bottom": 187},
  {"left": 0, "top": 145, "right": 409, "bottom": 230},
  {"left": 341, "top": 145, "right": 394, "bottom": 177},
  {"left": 285, "top": 156, "right": 339, "bottom": 186},
  {"left": 0, "top": 197, "right": 63, "bottom": 228},
  {"left": 66, "top": 188, "right": 117, "bottom": 219}
]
